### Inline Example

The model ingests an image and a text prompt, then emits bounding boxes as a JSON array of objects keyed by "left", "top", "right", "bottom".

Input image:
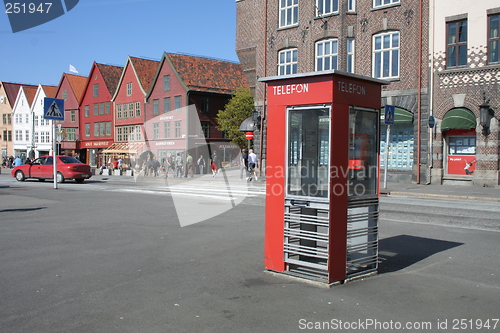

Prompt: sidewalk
[{"left": 381, "top": 181, "right": 500, "bottom": 202}]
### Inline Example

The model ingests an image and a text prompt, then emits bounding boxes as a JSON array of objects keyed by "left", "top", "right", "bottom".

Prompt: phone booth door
[{"left": 284, "top": 106, "right": 331, "bottom": 279}]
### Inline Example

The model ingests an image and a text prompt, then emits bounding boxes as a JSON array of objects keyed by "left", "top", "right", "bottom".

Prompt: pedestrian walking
[
  {"left": 185, "top": 153, "right": 193, "bottom": 178},
  {"left": 175, "top": 153, "right": 183, "bottom": 178},
  {"left": 197, "top": 155, "right": 206, "bottom": 175},
  {"left": 240, "top": 149, "right": 249, "bottom": 180},
  {"left": 247, "top": 149, "right": 258, "bottom": 181}
]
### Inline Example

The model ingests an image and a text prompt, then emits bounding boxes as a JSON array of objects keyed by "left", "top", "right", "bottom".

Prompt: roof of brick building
[{"left": 166, "top": 53, "right": 248, "bottom": 94}]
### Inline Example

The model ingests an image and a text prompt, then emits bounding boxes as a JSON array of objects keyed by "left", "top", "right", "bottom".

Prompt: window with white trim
[
  {"left": 174, "top": 121, "right": 182, "bottom": 138},
  {"left": 153, "top": 122, "right": 159, "bottom": 139},
  {"left": 135, "top": 102, "right": 141, "bottom": 117},
  {"left": 153, "top": 99, "right": 159, "bottom": 115},
  {"left": 129, "top": 103, "right": 134, "bottom": 118},
  {"left": 373, "top": 31, "right": 400, "bottom": 79},
  {"left": 278, "top": 48, "right": 298, "bottom": 75},
  {"left": 126, "top": 82, "right": 132, "bottom": 96},
  {"left": 164, "top": 97, "right": 171, "bottom": 113},
  {"left": 347, "top": 0, "right": 355, "bottom": 12},
  {"left": 315, "top": 39, "right": 338, "bottom": 71},
  {"left": 279, "top": 0, "right": 298, "bottom": 28},
  {"left": 316, "top": 0, "right": 338, "bottom": 16},
  {"left": 164, "top": 121, "right": 171, "bottom": 138},
  {"left": 373, "top": 0, "right": 399, "bottom": 8},
  {"left": 346, "top": 39, "right": 355, "bottom": 73}
]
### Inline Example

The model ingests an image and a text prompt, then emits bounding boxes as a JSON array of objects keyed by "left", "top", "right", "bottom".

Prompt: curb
[{"left": 387, "top": 191, "right": 500, "bottom": 202}]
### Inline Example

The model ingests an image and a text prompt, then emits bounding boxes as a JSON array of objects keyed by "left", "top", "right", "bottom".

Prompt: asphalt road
[{"left": 0, "top": 173, "right": 499, "bottom": 332}]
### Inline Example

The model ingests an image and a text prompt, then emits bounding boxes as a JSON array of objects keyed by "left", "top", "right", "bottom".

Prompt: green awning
[
  {"left": 380, "top": 107, "right": 414, "bottom": 124},
  {"left": 441, "top": 108, "right": 476, "bottom": 132}
]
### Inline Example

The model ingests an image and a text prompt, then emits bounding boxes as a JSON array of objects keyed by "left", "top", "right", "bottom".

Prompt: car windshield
[{"left": 60, "top": 156, "right": 83, "bottom": 164}]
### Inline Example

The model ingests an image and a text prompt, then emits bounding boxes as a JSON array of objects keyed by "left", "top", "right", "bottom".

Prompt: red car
[{"left": 12, "top": 156, "right": 92, "bottom": 183}]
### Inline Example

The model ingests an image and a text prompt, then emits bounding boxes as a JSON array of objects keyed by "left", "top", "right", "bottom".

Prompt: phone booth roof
[{"left": 259, "top": 70, "right": 388, "bottom": 109}]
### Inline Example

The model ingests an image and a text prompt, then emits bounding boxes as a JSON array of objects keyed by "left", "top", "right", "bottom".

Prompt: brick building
[
  {"left": 236, "top": 0, "right": 430, "bottom": 183},
  {"left": 430, "top": 0, "right": 500, "bottom": 186}
]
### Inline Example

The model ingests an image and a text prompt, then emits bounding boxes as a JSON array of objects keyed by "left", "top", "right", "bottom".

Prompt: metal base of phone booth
[{"left": 283, "top": 197, "right": 378, "bottom": 284}]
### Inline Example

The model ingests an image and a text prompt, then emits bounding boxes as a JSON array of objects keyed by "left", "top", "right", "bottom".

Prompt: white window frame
[
  {"left": 373, "top": 0, "right": 399, "bottom": 9},
  {"left": 153, "top": 122, "right": 159, "bottom": 139},
  {"left": 278, "top": 48, "right": 298, "bottom": 75},
  {"left": 373, "top": 31, "right": 400, "bottom": 79},
  {"left": 164, "top": 121, "right": 171, "bottom": 138},
  {"left": 316, "top": 0, "right": 339, "bottom": 17},
  {"left": 279, "top": 0, "right": 299, "bottom": 28},
  {"left": 347, "top": 0, "right": 355, "bottom": 12},
  {"left": 315, "top": 38, "right": 339, "bottom": 71},
  {"left": 346, "top": 38, "right": 355, "bottom": 73},
  {"left": 126, "top": 82, "right": 132, "bottom": 96}
]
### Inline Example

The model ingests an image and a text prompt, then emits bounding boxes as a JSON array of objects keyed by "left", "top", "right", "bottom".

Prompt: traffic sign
[
  {"left": 245, "top": 131, "right": 254, "bottom": 140},
  {"left": 384, "top": 105, "right": 395, "bottom": 125},
  {"left": 44, "top": 98, "right": 65, "bottom": 121},
  {"left": 429, "top": 116, "right": 435, "bottom": 128}
]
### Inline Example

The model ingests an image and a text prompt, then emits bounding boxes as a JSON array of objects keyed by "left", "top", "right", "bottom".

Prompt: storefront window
[{"left": 380, "top": 124, "right": 414, "bottom": 171}]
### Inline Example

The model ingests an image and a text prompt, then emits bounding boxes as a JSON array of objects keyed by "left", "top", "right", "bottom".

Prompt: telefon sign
[{"left": 4, "top": 0, "right": 80, "bottom": 33}]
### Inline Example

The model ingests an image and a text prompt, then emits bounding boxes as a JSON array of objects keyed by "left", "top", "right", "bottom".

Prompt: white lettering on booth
[
  {"left": 338, "top": 81, "right": 366, "bottom": 95},
  {"left": 272, "top": 83, "right": 309, "bottom": 96}
]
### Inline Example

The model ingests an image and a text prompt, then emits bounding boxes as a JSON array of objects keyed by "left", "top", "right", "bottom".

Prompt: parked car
[{"left": 11, "top": 156, "right": 92, "bottom": 183}]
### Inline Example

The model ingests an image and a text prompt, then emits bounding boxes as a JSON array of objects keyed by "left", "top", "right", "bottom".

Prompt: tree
[{"left": 216, "top": 86, "right": 254, "bottom": 148}]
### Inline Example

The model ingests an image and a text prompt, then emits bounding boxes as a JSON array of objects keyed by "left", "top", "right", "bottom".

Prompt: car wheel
[
  {"left": 15, "top": 170, "right": 25, "bottom": 181},
  {"left": 75, "top": 178, "right": 85, "bottom": 183},
  {"left": 56, "top": 172, "right": 65, "bottom": 183}
]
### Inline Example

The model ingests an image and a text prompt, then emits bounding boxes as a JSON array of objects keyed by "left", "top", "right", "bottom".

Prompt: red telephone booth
[{"left": 260, "top": 71, "right": 387, "bottom": 284}]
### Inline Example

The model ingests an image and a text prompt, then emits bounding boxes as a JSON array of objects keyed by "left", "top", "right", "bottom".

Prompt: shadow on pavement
[{"left": 378, "top": 234, "right": 463, "bottom": 273}]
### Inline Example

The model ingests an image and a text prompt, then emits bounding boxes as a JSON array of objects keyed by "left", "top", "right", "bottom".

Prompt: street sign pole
[
  {"left": 383, "top": 124, "right": 391, "bottom": 189},
  {"left": 43, "top": 97, "right": 64, "bottom": 190},
  {"left": 53, "top": 120, "right": 58, "bottom": 189},
  {"left": 383, "top": 105, "right": 395, "bottom": 189}
]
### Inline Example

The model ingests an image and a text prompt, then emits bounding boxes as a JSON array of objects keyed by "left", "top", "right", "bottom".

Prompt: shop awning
[
  {"left": 441, "top": 108, "right": 476, "bottom": 132},
  {"left": 380, "top": 107, "right": 414, "bottom": 124},
  {"left": 101, "top": 142, "right": 146, "bottom": 154}
]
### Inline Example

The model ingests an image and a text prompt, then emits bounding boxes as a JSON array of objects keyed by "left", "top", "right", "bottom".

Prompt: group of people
[
  {"left": 2, "top": 156, "right": 32, "bottom": 168},
  {"left": 240, "top": 149, "right": 259, "bottom": 181},
  {"left": 163, "top": 152, "right": 221, "bottom": 178}
]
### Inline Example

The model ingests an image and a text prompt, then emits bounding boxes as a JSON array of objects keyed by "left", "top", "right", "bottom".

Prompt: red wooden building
[
  {"left": 104, "top": 56, "right": 159, "bottom": 167},
  {"left": 144, "top": 52, "right": 248, "bottom": 167},
  {"left": 78, "top": 62, "right": 122, "bottom": 166},
  {"left": 55, "top": 73, "right": 87, "bottom": 156}
]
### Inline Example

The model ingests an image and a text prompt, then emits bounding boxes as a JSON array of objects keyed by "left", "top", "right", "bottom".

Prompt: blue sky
[{"left": 0, "top": 0, "right": 239, "bottom": 86}]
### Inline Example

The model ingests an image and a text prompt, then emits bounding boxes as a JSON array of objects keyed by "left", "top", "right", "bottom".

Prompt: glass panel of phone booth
[
  {"left": 347, "top": 107, "right": 379, "bottom": 279},
  {"left": 287, "top": 107, "right": 330, "bottom": 200},
  {"left": 348, "top": 108, "right": 379, "bottom": 197},
  {"left": 285, "top": 106, "right": 331, "bottom": 280}
]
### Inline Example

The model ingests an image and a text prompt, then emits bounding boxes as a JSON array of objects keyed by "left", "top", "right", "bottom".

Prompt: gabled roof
[
  {"left": 129, "top": 56, "right": 160, "bottom": 93},
  {"left": 2, "top": 82, "right": 37, "bottom": 108},
  {"left": 112, "top": 56, "right": 160, "bottom": 100},
  {"left": 23, "top": 85, "right": 39, "bottom": 107},
  {"left": 166, "top": 53, "right": 248, "bottom": 94},
  {"left": 96, "top": 63, "right": 123, "bottom": 95},
  {"left": 65, "top": 73, "right": 88, "bottom": 103},
  {"left": 41, "top": 85, "right": 57, "bottom": 98}
]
